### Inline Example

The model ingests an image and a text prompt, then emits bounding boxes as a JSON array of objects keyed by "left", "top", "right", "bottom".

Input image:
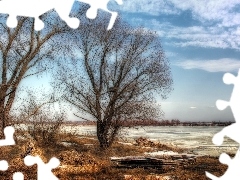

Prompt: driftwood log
[{"left": 111, "top": 154, "right": 197, "bottom": 169}]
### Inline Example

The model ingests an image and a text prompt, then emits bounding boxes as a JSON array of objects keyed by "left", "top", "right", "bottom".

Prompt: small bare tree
[
  {"left": 55, "top": 16, "right": 173, "bottom": 149},
  {"left": 0, "top": 12, "right": 76, "bottom": 137},
  {"left": 13, "top": 89, "right": 65, "bottom": 146}
]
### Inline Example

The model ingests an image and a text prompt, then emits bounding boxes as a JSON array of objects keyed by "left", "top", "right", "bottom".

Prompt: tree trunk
[
  {"left": 0, "top": 86, "right": 15, "bottom": 138},
  {"left": 96, "top": 120, "right": 119, "bottom": 150},
  {"left": 97, "top": 121, "right": 111, "bottom": 150},
  {"left": 0, "top": 101, "right": 5, "bottom": 138}
]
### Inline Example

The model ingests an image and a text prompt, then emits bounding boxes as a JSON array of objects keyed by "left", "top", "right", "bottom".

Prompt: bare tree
[
  {"left": 0, "top": 12, "right": 76, "bottom": 137},
  {"left": 55, "top": 16, "right": 173, "bottom": 149},
  {"left": 13, "top": 89, "right": 65, "bottom": 146}
]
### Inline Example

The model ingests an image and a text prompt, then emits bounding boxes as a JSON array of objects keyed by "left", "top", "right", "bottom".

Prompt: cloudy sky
[
  {"left": 18, "top": 0, "right": 240, "bottom": 122},
  {"left": 110, "top": 0, "right": 240, "bottom": 121}
]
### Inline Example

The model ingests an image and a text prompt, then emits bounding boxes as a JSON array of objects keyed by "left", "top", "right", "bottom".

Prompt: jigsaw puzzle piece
[
  {"left": 222, "top": 72, "right": 236, "bottom": 85},
  {"left": 13, "top": 172, "right": 24, "bottom": 180},
  {"left": 220, "top": 70, "right": 240, "bottom": 120},
  {"left": 0, "top": 160, "right": 8, "bottom": 171},
  {"left": 24, "top": 155, "right": 60, "bottom": 180},
  {"left": 216, "top": 100, "right": 229, "bottom": 111},
  {"left": 6, "top": 12, "right": 44, "bottom": 31},
  {"left": 54, "top": 0, "right": 80, "bottom": 29},
  {"left": 0, "top": 0, "right": 79, "bottom": 30},
  {"left": 0, "top": 126, "right": 15, "bottom": 146},
  {"left": 209, "top": 69, "right": 240, "bottom": 179},
  {"left": 206, "top": 172, "right": 219, "bottom": 180},
  {"left": 6, "top": 16, "right": 18, "bottom": 29},
  {"left": 0, "top": 126, "right": 15, "bottom": 172},
  {"left": 206, "top": 150, "right": 240, "bottom": 180},
  {"left": 77, "top": 0, "right": 123, "bottom": 30},
  {"left": 108, "top": 12, "right": 118, "bottom": 30},
  {"left": 0, "top": 0, "right": 46, "bottom": 30},
  {"left": 212, "top": 123, "right": 240, "bottom": 146},
  {"left": 0, "top": 0, "right": 123, "bottom": 30},
  {"left": 214, "top": 70, "right": 240, "bottom": 145}
]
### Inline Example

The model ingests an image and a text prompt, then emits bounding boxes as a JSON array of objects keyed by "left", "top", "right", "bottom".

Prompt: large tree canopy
[{"left": 56, "top": 16, "right": 173, "bottom": 149}]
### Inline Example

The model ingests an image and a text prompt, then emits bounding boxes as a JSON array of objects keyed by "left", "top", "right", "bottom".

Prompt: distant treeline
[{"left": 64, "top": 119, "right": 233, "bottom": 127}]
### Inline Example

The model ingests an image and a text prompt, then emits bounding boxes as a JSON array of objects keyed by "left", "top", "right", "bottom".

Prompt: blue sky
[
  {"left": 109, "top": 0, "right": 240, "bottom": 121},
  {"left": 19, "top": 0, "right": 240, "bottom": 122}
]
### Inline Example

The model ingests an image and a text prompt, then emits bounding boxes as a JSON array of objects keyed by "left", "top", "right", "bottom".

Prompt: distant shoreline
[
  {"left": 15, "top": 120, "right": 233, "bottom": 127},
  {"left": 63, "top": 120, "right": 233, "bottom": 127}
]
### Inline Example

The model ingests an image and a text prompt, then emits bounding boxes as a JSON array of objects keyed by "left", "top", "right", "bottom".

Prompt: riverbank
[
  {"left": 14, "top": 124, "right": 237, "bottom": 156},
  {"left": 0, "top": 132, "right": 227, "bottom": 179},
  {"left": 61, "top": 125, "right": 238, "bottom": 156}
]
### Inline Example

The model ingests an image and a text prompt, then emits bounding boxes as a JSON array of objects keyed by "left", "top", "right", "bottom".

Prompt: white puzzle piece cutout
[
  {"left": 13, "top": 172, "right": 24, "bottom": 180},
  {"left": 24, "top": 155, "right": 60, "bottom": 180},
  {"left": 0, "top": 126, "right": 60, "bottom": 179},
  {"left": 0, "top": 126, "right": 15, "bottom": 172},
  {"left": 0, "top": 0, "right": 123, "bottom": 30},
  {"left": 0, "top": 0, "right": 79, "bottom": 30},
  {"left": 0, "top": 126, "right": 15, "bottom": 146},
  {"left": 212, "top": 70, "right": 240, "bottom": 145},
  {"left": 206, "top": 150, "right": 240, "bottom": 180},
  {"left": 206, "top": 69, "right": 240, "bottom": 179},
  {"left": 0, "top": 160, "right": 8, "bottom": 171},
  {"left": 77, "top": 0, "right": 123, "bottom": 30}
]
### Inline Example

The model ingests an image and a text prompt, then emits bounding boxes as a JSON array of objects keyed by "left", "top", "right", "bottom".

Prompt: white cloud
[
  {"left": 190, "top": 106, "right": 197, "bottom": 109},
  {"left": 122, "top": 0, "right": 240, "bottom": 27},
  {"left": 132, "top": 19, "right": 240, "bottom": 49},
  {"left": 122, "top": 2, "right": 240, "bottom": 50},
  {"left": 121, "top": 0, "right": 179, "bottom": 16},
  {"left": 169, "top": 0, "right": 240, "bottom": 27},
  {"left": 171, "top": 40, "right": 230, "bottom": 49},
  {"left": 174, "top": 58, "right": 240, "bottom": 72}
]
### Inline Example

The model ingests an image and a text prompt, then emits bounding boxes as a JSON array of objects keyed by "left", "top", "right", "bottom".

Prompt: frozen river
[{"left": 62, "top": 125, "right": 239, "bottom": 156}]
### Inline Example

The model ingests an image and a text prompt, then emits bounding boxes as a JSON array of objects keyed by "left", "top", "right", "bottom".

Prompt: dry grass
[{"left": 0, "top": 131, "right": 227, "bottom": 180}]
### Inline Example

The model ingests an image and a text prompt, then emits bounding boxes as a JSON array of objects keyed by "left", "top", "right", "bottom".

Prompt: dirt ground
[{"left": 0, "top": 133, "right": 227, "bottom": 180}]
